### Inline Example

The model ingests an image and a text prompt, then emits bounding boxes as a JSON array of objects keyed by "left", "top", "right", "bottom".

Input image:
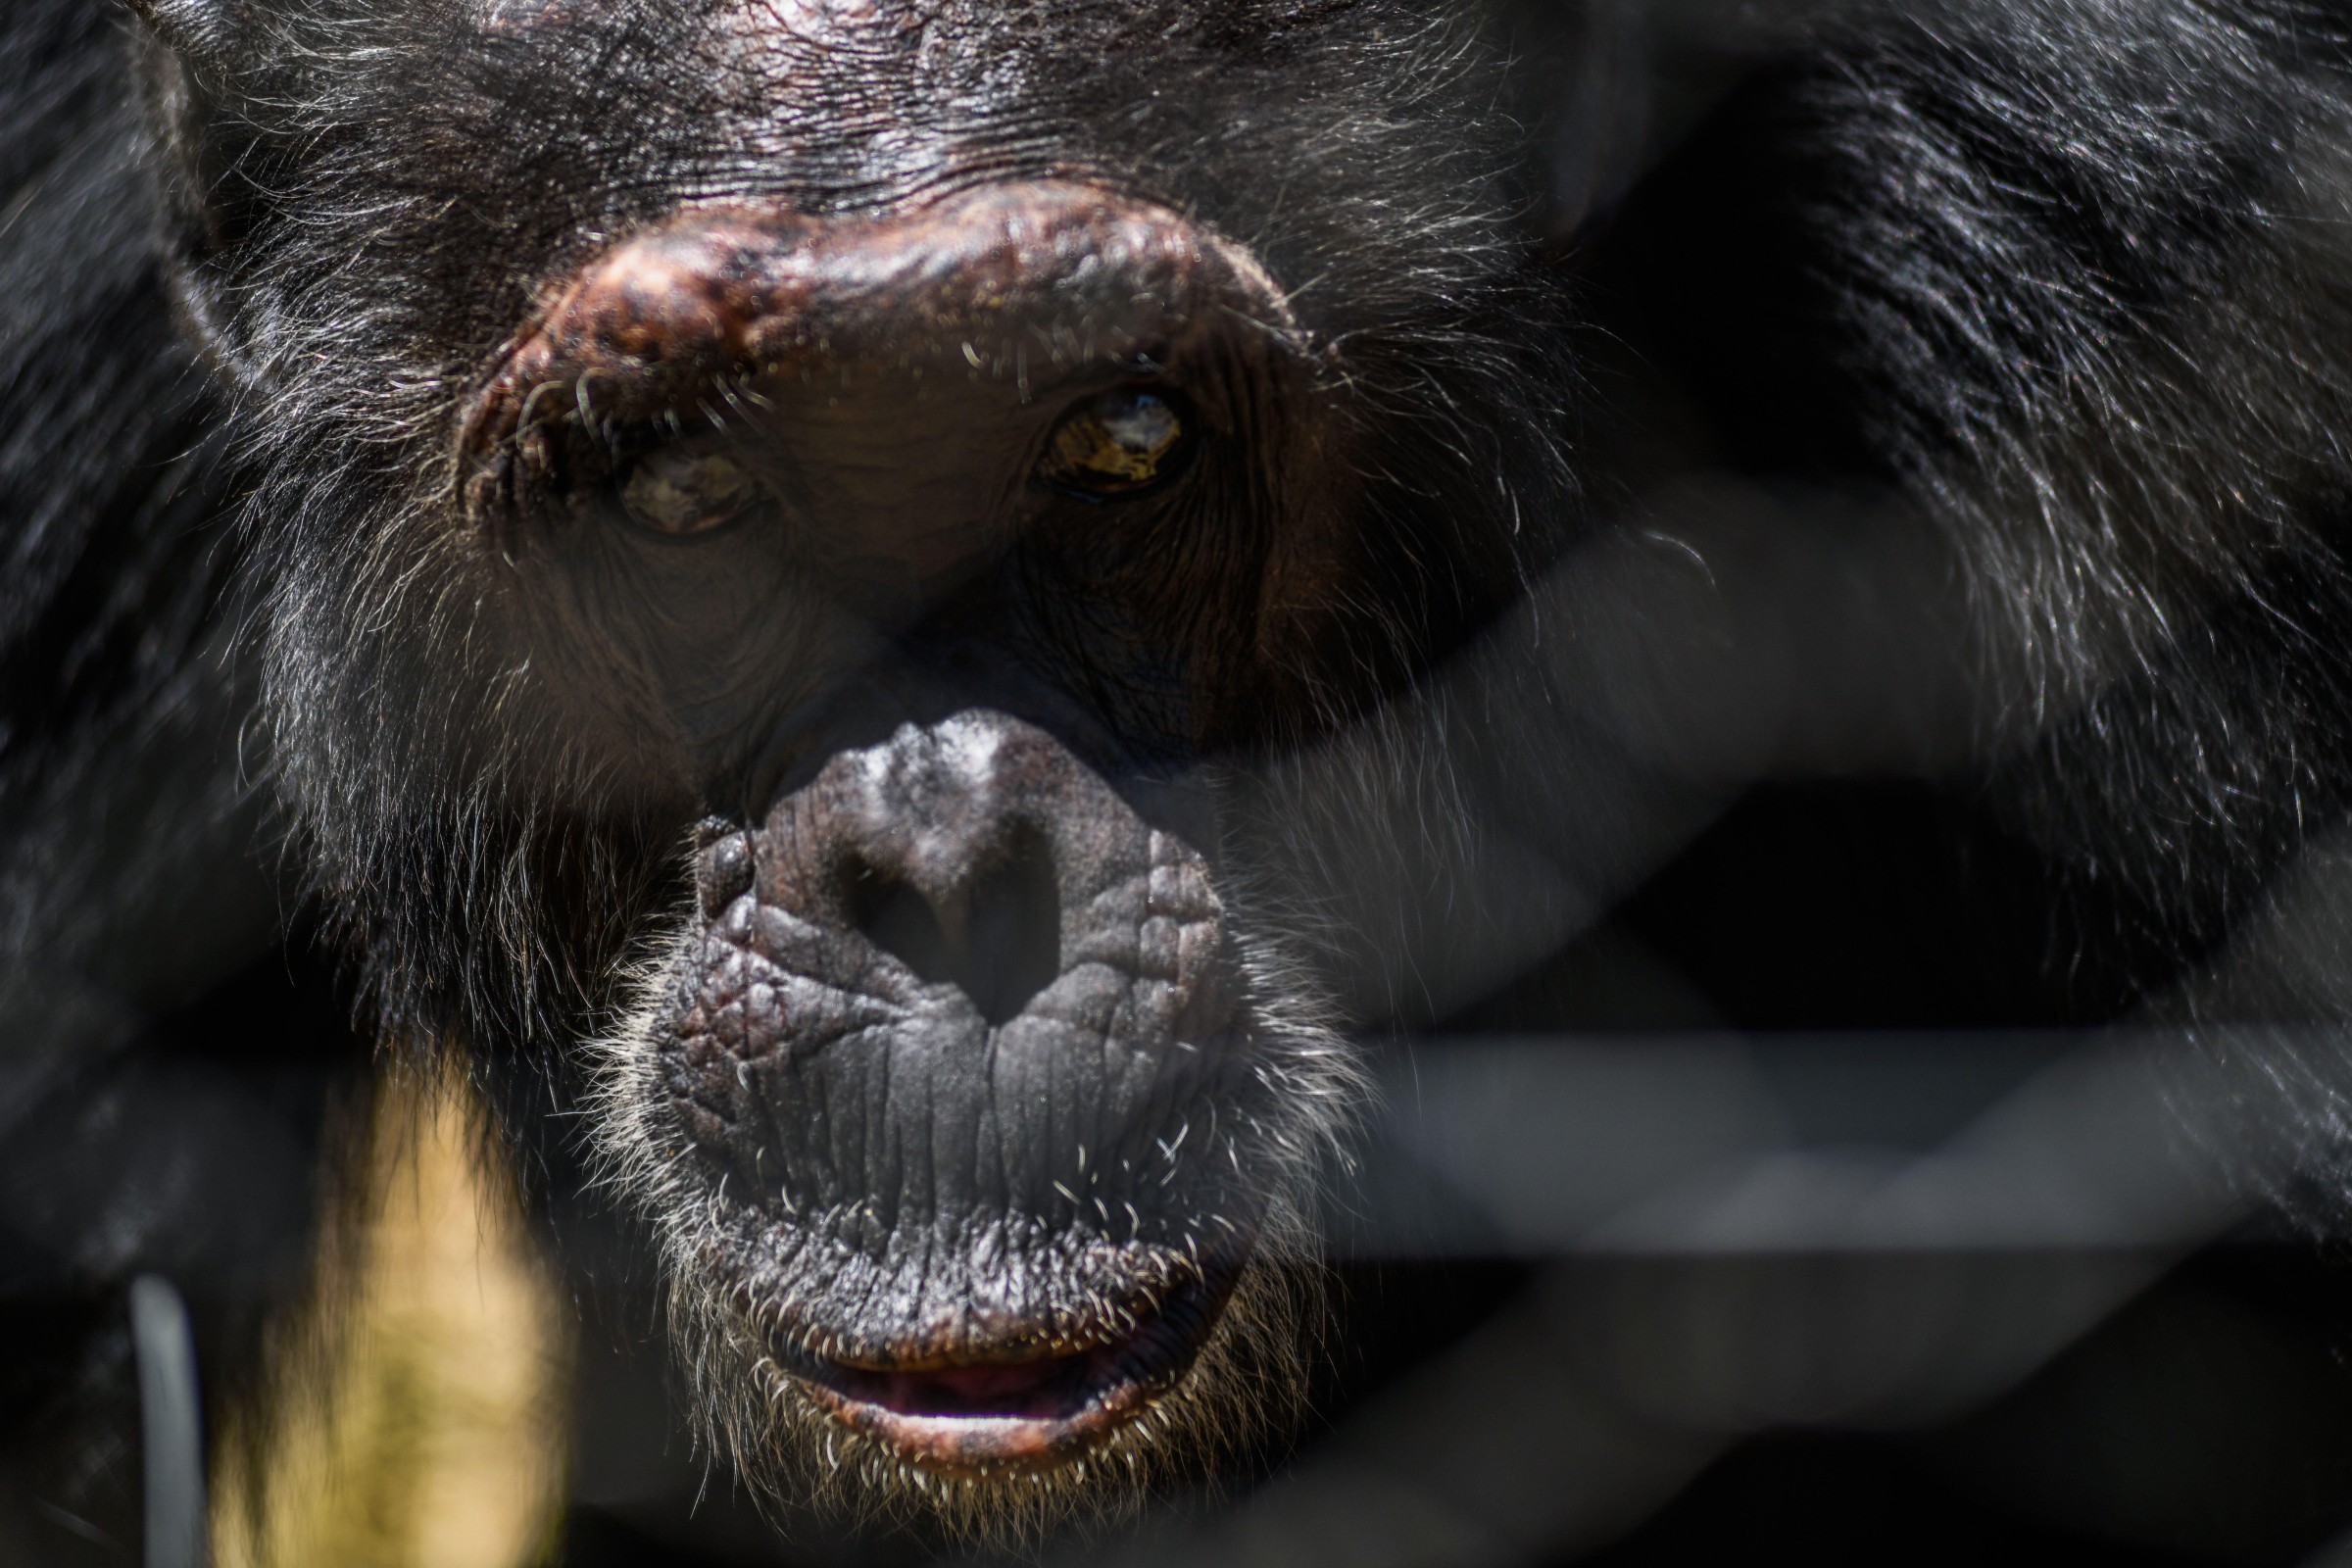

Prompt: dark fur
[{"left": 11, "top": 0, "right": 2352, "bottom": 1552}]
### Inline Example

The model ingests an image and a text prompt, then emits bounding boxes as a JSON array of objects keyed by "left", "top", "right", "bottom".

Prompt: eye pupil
[
  {"left": 1043, "top": 389, "right": 1190, "bottom": 496},
  {"left": 620, "top": 448, "right": 758, "bottom": 535}
]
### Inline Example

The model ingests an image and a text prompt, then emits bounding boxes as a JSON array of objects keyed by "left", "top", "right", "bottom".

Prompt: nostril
[
  {"left": 962, "top": 828, "right": 1062, "bottom": 1027},
  {"left": 850, "top": 866, "right": 957, "bottom": 992},
  {"left": 849, "top": 830, "right": 1061, "bottom": 1028}
]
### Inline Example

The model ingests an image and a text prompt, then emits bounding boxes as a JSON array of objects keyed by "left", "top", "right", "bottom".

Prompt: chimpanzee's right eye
[
  {"left": 1038, "top": 388, "right": 1195, "bottom": 500},
  {"left": 618, "top": 446, "right": 760, "bottom": 536}
]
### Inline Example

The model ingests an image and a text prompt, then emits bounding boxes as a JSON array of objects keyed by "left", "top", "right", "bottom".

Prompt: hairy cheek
[
  {"left": 481, "top": 0, "right": 581, "bottom": 31},
  {"left": 1218, "top": 452, "right": 1378, "bottom": 737}
]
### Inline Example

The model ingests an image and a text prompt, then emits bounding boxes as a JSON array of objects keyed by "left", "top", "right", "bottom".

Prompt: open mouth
[{"left": 787, "top": 1270, "right": 1235, "bottom": 1475}]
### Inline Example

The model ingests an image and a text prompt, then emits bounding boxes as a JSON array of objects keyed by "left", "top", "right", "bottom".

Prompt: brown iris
[
  {"left": 1039, "top": 389, "right": 1192, "bottom": 498},
  {"left": 619, "top": 446, "right": 760, "bottom": 535}
]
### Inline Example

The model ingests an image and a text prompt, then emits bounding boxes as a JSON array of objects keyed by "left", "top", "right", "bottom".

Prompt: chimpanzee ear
[{"left": 119, "top": 0, "right": 280, "bottom": 393}]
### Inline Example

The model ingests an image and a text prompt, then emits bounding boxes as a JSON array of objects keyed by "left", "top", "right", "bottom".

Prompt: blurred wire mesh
[{"left": 15, "top": 3, "right": 2352, "bottom": 1565}]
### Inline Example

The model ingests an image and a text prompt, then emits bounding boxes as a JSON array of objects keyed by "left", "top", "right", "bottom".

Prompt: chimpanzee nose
[
  {"left": 708, "top": 796, "right": 1062, "bottom": 1028},
  {"left": 458, "top": 181, "right": 1285, "bottom": 569},
  {"left": 847, "top": 827, "right": 1061, "bottom": 1028},
  {"left": 660, "top": 713, "right": 1258, "bottom": 1376},
  {"left": 703, "top": 710, "right": 1235, "bottom": 1044}
]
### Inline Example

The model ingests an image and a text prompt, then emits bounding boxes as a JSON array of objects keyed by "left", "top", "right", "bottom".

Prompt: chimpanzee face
[{"left": 128, "top": 0, "right": 1576, "bottom": 1525}]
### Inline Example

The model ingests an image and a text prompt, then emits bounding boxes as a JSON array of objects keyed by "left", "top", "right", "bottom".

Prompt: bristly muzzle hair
[{"left": 587, "top": 909, "right": 1366, "bottom": 1543}]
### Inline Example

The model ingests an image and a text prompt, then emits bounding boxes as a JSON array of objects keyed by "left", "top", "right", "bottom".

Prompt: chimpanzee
[{"left": 14, "top": 0, "right": 2352, "bottom": 1556}]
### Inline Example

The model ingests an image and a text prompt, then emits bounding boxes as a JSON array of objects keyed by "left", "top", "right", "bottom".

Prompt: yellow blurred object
[{"left": 212, "top": 1068, "right": 569, "bottom": 1568}]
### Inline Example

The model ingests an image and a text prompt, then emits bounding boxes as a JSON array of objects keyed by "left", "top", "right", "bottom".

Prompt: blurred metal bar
[
  {"left": 131, "top": 1274, "right": 207, "bottom": 1568},
  {"left": 1337, "top": 1029, "right": 2271, "bottom": 1257}
]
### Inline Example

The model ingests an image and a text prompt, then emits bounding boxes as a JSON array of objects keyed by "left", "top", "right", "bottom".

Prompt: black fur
[{"left": 13, "top": 0, "right": 2352, "bottom": 1554}]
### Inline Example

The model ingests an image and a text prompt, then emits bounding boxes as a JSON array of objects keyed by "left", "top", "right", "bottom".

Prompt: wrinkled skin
[
  {"left": 21, "top": 0, "right": 2352, "bottom": 1546},
  {"left": 120, "top": 0, "right": 1572, "bottom": 1520}
]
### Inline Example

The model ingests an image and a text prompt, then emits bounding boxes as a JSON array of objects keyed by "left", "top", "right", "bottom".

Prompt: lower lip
[
  {"left": 803, "top": 1354, "right": 1159, "bottom": 1475},
  {"left": 792, "top": 1277, "right": 1232, "bottom": 1475}
]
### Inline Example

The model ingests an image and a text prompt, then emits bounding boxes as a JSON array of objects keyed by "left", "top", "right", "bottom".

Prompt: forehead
[
  {"left": 443, "top": 0, "right": 1231, "bottom": 207},
  {"left": 207, "top": 0, "right": 1524, "bottom": 379}
]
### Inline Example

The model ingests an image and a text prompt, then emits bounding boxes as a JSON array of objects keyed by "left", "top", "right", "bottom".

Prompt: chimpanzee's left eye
[
  {"left": 619, "top": 446, "right": 760, "bottom": 535},
  {"left": 1038, "top": 388, "right": 1194, "bottom": 498}
]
